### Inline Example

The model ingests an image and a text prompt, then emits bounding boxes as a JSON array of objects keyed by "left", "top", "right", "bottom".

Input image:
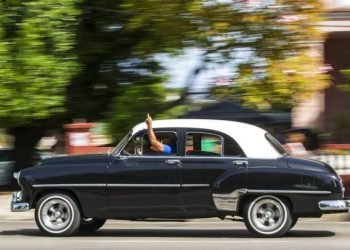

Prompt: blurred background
[{"left": 1, "top": 0, "right": 350, "bottom": 190}]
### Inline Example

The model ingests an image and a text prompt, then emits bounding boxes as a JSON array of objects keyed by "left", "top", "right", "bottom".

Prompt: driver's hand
[{"left": 145, "top": 113, "right": 152, "bottom": 126}]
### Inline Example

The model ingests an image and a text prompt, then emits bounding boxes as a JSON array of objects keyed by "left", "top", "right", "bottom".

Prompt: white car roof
[{"left": 131, "top": 119, "right": 281, "bottom": 159}]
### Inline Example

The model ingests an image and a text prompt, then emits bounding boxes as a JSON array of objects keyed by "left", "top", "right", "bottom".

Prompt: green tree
[
  {"left": 340, "top": 69, "right": 350, "bottom": 92},
  {"left": 0, "top": 0, "right": 80, "bottom": 172}
]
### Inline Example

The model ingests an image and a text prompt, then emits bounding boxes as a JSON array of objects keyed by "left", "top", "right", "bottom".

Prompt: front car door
[
  {"left": 107, "top": 129, "right": 183, "bottom": 217},
  {"left": 180, "top": 129, "right": 248, "bottom": 215}
]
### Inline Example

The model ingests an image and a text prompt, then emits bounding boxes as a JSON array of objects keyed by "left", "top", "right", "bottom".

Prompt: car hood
[{"left": 38, "top": 154, "right": 112, "bottom": 168}]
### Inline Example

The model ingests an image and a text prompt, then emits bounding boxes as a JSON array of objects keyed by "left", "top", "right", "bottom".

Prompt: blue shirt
[{"left": 163, "top": 144, "right": 176, "bottom": 154}]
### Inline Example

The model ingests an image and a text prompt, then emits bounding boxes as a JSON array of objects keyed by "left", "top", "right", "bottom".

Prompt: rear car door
[{"left": 180, "top": 129, "right": 248, "bottom": 213}]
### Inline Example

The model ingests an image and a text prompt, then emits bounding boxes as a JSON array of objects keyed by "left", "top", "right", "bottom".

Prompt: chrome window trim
[
  {"left": 119, "top": 155, "right": 248, "bottom": 160},
  {"left": 183, "top": 156, "right": 248, "bottom": 160},
  {"left": 119, "top": 155, "right": 182, "bottom": 160}
]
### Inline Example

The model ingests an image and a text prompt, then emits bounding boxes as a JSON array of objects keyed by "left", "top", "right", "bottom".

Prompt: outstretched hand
[{"left": 145, "top": 113, "right": 152, "bottom": 127}]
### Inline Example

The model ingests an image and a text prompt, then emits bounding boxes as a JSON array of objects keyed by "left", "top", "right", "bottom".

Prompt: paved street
[{"left": 1, "top": 194, "right": 350, "bottom": 250}]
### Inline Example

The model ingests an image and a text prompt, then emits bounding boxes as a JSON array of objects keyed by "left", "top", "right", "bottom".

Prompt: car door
[
  {"left": 180, "top": 129, "right": 248, "bottom": 213},
  {"left": 107, "top": 129, "right": 183, "bottom": 216}
]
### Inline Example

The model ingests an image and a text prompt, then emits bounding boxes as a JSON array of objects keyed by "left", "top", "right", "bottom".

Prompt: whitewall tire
[
  {"left": 243, "top": 195, "right": 292, "bottom": 237},
  {"left": 35, "top": 193, "right": 81, "bottom": 236}
]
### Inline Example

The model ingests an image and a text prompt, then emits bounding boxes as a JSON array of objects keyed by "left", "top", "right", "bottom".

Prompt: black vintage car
[{"left": 11, "top": 119, "right": 350, "bottom": 237}]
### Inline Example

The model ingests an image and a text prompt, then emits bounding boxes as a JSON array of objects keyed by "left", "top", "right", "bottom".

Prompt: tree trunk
[{"left": 10, "top": 126, "right": 45, "bottom": 173}]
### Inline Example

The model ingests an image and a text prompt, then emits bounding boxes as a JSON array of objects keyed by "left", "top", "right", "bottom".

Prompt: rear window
[{"left": 265, "top": 133, "right": 287, "bottom": 155}]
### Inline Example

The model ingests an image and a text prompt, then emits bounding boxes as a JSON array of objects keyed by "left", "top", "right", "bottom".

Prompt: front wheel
[
  {"left": 35, "top": 193, "right": 81, "bottom": 236},
  {"left": 243, "top": 195, "right": 292, "bottom": 237}
]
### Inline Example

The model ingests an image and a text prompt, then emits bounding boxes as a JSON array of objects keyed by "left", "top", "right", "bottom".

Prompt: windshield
[
  {"left": 265, "top": 133, "right": 287, "bottom": 156},
  {"left": 111, "top": 132, "right": 132, "bottom": 155}
]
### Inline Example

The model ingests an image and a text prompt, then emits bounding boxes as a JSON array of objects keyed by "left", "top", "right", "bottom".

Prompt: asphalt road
[
  {"left": 1, "top": 194, "right": 350, "bottom": 250},
  {"left": 1, "top": 216, "right": 350, "bottom": 250}
]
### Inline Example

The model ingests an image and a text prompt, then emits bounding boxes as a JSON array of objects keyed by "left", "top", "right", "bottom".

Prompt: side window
[
  {"left": 122, "top": 131, "right": 178, "bottom": 156},
  {"left": 186, "top": 132, "right": 223, "bottom": 156},
  {"left": 223, "top": 136, "right": 245, "bottom": 157},
  {"left": 143, "top": 131, "right": 178, "bottom": 155},
  {"left": 185, "top": 131, "right": 245, "bottom": 157}
]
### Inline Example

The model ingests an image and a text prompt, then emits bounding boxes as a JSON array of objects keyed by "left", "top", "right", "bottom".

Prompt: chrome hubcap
[
  {"left": 40, "top": 198, "right": 72, "bottom": 232},
  {"left": 250, "top": 198, "right": 285, "bottom": 232}
]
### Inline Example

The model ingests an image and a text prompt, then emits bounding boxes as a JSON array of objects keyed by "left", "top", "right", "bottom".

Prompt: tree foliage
[
  {"left": 121, "top": 0, "right": 328, "bottom": 110},
  {"left": 0, "top": 0, "right": 81, "bottom": 127},
  {"left": 0, "top": 0, "right": 329, "bottom": 151}
]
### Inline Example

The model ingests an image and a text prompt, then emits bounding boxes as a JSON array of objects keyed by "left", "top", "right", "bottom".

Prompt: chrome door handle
[
  {"left": 165, "top": 159, "right": 180, "bottom": 165},
  {"left": 233, "top": 160, "right": 248, "bottom": 168}
]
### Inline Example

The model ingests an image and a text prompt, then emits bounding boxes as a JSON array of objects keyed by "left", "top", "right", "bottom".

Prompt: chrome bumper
[
  {"left": 318, "top": 200, "right": 350, "bottom": 212},
  {"left": 11, "top": 191, "right": 30, "bottom": 212}
]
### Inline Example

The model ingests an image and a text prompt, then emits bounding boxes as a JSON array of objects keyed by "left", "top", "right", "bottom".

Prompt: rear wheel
[
  {"left": 35, "top": 193, "right": 81, "bottom": 236},
  {"left": 243, "top": 195, "right": 292, "bottom": 237},
  {"left": 79, "top": 218, "right": 106, "bottom": 232}
]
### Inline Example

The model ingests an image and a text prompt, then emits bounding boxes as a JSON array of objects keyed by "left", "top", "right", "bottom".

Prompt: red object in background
[
  {"left": 321, "top": 144, "right": 350, "bottom": 150},
  {"left": 340, "top": 174, "right": 350, "bottom": 198},
  {"left": 64, "top": 123, "right": 111, "bottom": 155}
]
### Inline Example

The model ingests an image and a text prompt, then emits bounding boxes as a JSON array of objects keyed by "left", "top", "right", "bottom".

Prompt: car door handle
[
  {"left": 233, "top": 160, "right": 248, "bottom": 168},
  {"left": 165, "top": 159, "right": 180, "bottom": 165}
]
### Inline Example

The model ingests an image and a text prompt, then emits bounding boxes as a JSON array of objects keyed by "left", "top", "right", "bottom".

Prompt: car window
[
  {"left": 223, "top": 136, "right": 245, "bottom": 157},
  {"left": 185, "top": 131, "right": 245, "bottom": 157},
  {"left": 186, "top": 132, "right": 223, "bottom": 156},
  {"left": 121, "top": 131, "right": 178, "bottom": 156}
]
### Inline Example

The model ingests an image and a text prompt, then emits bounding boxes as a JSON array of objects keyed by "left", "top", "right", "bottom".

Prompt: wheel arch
[
  {"left": 33, "top": 189, "right": 85, "bottom": 217},
  {"left": 237, "top": 193, "right": 294, "bottom": 217}
]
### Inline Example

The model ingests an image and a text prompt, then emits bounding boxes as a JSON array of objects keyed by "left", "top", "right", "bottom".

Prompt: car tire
[
  {"left": 243, "top": 195, "right": 292, "bottom": 237},
  {"left": 290, "top": 216, "right": 298, "bottom": 230},
  {"left": 78, "top": 218, "right": 106, "bottom": 232},
  {"left": 35, "top": 193, "right": 81, "bottom": 236}
]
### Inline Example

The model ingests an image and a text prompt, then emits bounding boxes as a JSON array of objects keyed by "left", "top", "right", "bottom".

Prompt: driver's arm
[{"left": 145, "top": 114, "right": 164, "bottom": 152}]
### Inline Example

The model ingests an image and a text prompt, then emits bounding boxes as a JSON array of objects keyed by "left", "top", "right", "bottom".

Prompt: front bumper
[
  {"left": 318, "top": 200, "right": 350, "bottom": 212},
  {"left": 11, "top": 191, "right": 29, "bottom": 212}
]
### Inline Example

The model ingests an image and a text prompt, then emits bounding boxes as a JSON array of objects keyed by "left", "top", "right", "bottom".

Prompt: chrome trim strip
[
  {"left": 108, "top": 184, "right": 180, "bottom": 187},
  {"left": 182, "top": 184, "right": 210, "bottom": 187},
  {"left": 33, "top": 183, "right": 210, "bottom": 188},
  {"left": 247, "top": 189, "right": 332, "bottom": 195},
  {"left": 33, "top": 184, "right": 106, "bottom": 188}
]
